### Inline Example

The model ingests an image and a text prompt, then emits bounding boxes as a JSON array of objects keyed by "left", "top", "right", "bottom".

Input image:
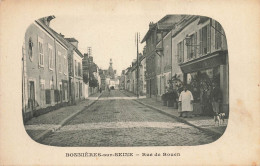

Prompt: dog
[{"left": 214, "top": 112, "right": 225, "bottom": 126}]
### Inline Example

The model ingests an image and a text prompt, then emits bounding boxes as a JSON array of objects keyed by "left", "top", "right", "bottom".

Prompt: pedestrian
[
  {"left": 210, "top": 82, "right": 222, "bottom": 114},
  {"left": 178, "top": 85, "right": 194, "bottom": 118},
  {"left": 99, "top": 88, "right": 102, "bottom": 93}
]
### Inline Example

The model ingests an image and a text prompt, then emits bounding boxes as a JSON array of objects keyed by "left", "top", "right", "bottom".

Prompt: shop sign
[{"left": 180, "top": 51, "right": 227, "bottom": 73}]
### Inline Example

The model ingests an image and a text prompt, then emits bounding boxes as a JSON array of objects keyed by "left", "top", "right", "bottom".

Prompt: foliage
[
  {"left": 167, "top": 73, "right": 183, "bottom": 94},
  {"left": 89, "top": 77, "right": 98, "bottom": 88},
  {"left": 161, "top": 91, "right": 178, "bottom": 102},
  {"left": 83, "top": 73, "right": 89, "bottom": 84}
]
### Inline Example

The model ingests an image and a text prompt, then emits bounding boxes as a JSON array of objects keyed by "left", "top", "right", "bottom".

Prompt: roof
[
  {"left": 35, "top": 17, "right": 68, "bottom": 50},
  {"left": 65, "top": 38, "right": 78, "bottom": 42},
  {"left": 36, "top": 16, "right": 84, "bottom": 58},
  {"left": 171, "top": 15, "right": 199, "bottom": 38},
  {"left": 141, "top": 15, "right": 185, "bottom": 43},
  {"left": 141, "top": 23, "right": 156, "bottom": 43}
]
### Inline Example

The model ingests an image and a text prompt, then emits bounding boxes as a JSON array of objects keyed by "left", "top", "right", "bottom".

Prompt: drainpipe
[
  {"left": 170, "top": 30, "right": 172, "bottom": 79},
  {"left": 54, "top": 38, "right": 58, "bottom": 90}
]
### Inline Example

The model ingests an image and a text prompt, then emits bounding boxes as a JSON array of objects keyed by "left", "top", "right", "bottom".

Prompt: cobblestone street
[{"left": 39, "top": 90, "right": 220, "bottom": 146}]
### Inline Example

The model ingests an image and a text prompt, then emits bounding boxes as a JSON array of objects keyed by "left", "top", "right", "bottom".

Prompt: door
[
  {"left": 149, "top": 79, "right": 152, "bottom": 98},
  {"left": 29, "top": 81, "right": 35, "bottom": 111},
  {"left": 60, "top": 84, "right": 62, "bottom": 102}
]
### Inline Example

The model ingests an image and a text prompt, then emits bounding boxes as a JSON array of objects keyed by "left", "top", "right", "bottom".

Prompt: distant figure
[
  {"left": 99, "top": 88, "right": 102, "bottom": 93},
  {"left": 178, "top": 85, "right": 194, "bottom": 118}
]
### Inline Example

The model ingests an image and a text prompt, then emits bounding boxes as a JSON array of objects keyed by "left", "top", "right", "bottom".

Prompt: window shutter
[
  {"left": 199, "top": 29, "right": 202, "bottom": 56},
  {"left": 187, "top": 41, "right": 190, "bottom": 60},
  {"left": 207, "top": 24, "right": 211, "bottom": 53},
  {"left": 48, "top": 48, "right": 51, "bottom": 69},
  {"left": 182, "top": 41, "right": 184, "bottom": 62},
  {"left": 38, "top": 42, "right": 40, "bottom": 66},
  {"left": 195, "top": 32, "right": 197, "bottom": 58},
  {"left": 42, "top": 43, "right": 44, "bottom": 66}
]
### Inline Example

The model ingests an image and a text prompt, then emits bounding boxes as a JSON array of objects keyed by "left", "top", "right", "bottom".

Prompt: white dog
[{"left": 214, "top": 113, "right": 225, "bottom": 126}]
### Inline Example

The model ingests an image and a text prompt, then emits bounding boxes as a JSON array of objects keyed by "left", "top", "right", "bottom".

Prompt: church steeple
[
  {"left": 109, "top": 59, "right": 113, "bottom": 68},
  {"left": 107, "top": 58, "right": 115, "bottom": 79}
]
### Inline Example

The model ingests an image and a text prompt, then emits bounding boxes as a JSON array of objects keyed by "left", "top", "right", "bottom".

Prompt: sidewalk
[
  {"left": 24, "top": 92, "right": 102, "bottom": 142},
  {"left": 122, "top": 90, "right": 228, "bottom": 136}
]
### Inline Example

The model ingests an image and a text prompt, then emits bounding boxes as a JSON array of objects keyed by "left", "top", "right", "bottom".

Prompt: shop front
[{"left": 180, "top": 50, "right": 229, "bottom": 116}]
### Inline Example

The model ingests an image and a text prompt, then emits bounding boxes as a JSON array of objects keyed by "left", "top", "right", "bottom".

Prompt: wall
[
  {"left": 23, "top": 22, "right": 69, "bottom": 120},
  {"left": 72, "top": 51, "right": 84, "bottom": 101}
]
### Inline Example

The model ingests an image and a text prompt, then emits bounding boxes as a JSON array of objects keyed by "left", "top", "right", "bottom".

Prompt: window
[
  {"left": 50, "top": 80, "right": 54, "bottom": 90},
  {"left": 40, "top": 79, "right": 45, "bottom": 90},
  {"left": 187, "top": 33, "right": 197, "bottom": 60},
  {"left": 199, "top": 25, "right": 211, "bottom": 55},
  {"left": 48, "top": 44, "right": 54, "bottom": 70},
  {"left": 28, "top": 37, "right": 33, "bottom": 61},
  {"left": 76, "top": 82, "right": 79, "bottom": 97},
  {"left": 78, "top": 62, "right": 81, "bottom": 76},
  {"left": 38, "top": 37, "right": 44, "bottom": 67},
  {"left": 215, "top": 21, "right": 222, "bottom": 50},
  {"left": 177, "top": 41, "right": 184, "bottom": 63},
  {"left": 64, "top": 56, "right": 67, "bottom": 75},
  {"left": 58, "top": 51, "right": 62, "bottom": 73},
  {"left": 75, "top": 60, "right": 78, "bottom": 76},
  {"left": 79, "top": 82, "right": 82, "bottom": 97}
]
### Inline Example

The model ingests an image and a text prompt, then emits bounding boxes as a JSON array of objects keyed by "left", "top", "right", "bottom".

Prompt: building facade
[
  {"left": 64, "top": 38, "right": 84, "bottom": 104},
  {"left": 173, "top": 16, "right": 229, "bottom": 115},
  {"left": 142, "top": 15, "right": 184, "bottom": 99},
  {"left": 139, "top": 55, "right": 147, "bottom": 95},
  {"left": 22, "top": 16, "right": 69, "bottom": 121},
  {"left": 104, "top": 59, "right": 119, "bottom": 90}
]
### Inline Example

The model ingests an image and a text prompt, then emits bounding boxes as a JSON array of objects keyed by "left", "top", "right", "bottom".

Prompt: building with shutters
[
  {"left": 173, "top": 15, "right": 229, "bottom": 115},
  {"left": 64, "top": 38, "right": 84, "bottom": 104},
  {"left": 141, "top": 15, "right": 184, "bottom": 99},
  {"left": 22, "top": 16, "right": 69, "bottom": 121}
]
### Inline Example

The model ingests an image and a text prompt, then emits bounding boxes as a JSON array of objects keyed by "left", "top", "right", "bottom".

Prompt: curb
[
  {"left": 35, "top": 93, "right": 103, "bottom": 142},
  {"left": 121, "top": 90, "right": 223, "bottom": 137},
  {"left": 135, "top": 100, "right": 223, "bottom": 137}
]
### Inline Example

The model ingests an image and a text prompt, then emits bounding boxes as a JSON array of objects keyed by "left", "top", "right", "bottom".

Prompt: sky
[{"left": 50, "top": 13, "right": 165, "bottom": 75}]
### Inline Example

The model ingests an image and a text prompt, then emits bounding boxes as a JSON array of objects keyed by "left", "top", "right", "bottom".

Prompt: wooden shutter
[
  {"left": 194, "top": 32, "right": 197, "bottom": 58},
  {"left": 207, "top": 24, "right": 211, "bottom": 53},
  {"left": 199, "top": 29, "right": 202, "bottom": 56}
]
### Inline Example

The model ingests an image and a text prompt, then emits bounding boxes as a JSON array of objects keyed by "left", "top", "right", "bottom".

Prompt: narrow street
[{"left": 40, "top": 90, "right": 219, "bottom": 146}]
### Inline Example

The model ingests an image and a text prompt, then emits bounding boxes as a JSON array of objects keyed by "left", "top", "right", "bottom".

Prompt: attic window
[{"left": 28, "top": 37, "right": 33, "bottom": 61}]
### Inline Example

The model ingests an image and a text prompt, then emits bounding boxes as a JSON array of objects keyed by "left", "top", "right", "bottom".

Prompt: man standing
[
  {"left": 178, "top": 85, "right": 194, "bottom": 118},
  {"left": 211, "top": 82, "right": 222, "bottom": 114}
]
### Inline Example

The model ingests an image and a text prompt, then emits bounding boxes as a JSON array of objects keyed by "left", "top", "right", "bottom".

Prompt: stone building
[
  {"left": 142, "top": 15, "right": 184, "bottom": 99},
  {"left": 22, "top": 16, "right": 69, "bottom": 121},
  {"left": 173, "top": 15, "right": 229, "bottom": 115},
  {"left": 103, "top": 59, "right": 119, "bottom": 90},
  {"left": 64, "top": 38, "right": 84, "bottom": 104}
]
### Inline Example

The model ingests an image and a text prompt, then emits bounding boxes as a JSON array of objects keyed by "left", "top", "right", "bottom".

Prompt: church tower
[{"left": 107, "top": 58, "right": 115, "bottom": 79}]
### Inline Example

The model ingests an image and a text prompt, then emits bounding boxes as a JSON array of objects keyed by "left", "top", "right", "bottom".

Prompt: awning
[{"left": 179, "top": 50, "right": 228, "bottom": 73}]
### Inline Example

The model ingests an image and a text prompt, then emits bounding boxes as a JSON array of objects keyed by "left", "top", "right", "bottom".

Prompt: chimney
[
  {"left": 65, "top": 38, "right": 79, "bottom": 48},
  {"left": 84, "top": 53, "right": 89, "bottom": 58},
  {"left": 149, "top": 21, "right": 154, "bottom": 29},
  {"left": 59, "top": 33, "right": 65, "bottom": 38},
  {"left": 44, "top": 15, "right": 55, "bottom": 27}
]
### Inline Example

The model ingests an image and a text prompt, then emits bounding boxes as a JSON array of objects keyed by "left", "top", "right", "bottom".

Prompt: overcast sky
[{"left": 50, "top": 13, "right": 164, "bottom": 75}]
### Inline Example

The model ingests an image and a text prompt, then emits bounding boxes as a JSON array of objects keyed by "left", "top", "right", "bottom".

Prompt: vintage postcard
[{"left": 0, "top": 0, "right": 259, "bottom": 165}]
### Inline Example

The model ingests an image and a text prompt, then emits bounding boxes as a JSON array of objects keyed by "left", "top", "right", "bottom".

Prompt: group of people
[{"left": 178, "top": 83, "right": 222, "bottom": 118}]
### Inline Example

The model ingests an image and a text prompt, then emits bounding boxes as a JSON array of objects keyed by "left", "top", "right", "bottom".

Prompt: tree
[
  {"left": 83, "top": 72, "right": 89, "bottom": 84},
  {"left": 89, "top": 73, "right": 98, "bottom": 88}
]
